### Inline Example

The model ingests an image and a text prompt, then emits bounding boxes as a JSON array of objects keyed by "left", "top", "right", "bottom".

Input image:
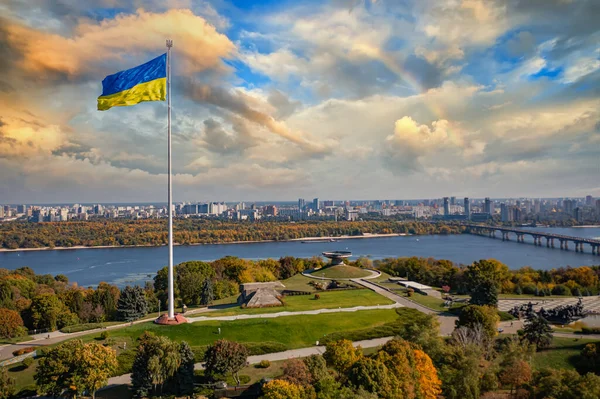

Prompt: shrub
[
  {"left": 256, "top": 360, "right": 271, "bottom": 369},
  {"left": 244, "top": 341, "right": 288, "bottom": 355},
  {"left": 12, "top": 347, "right": 35, "bottom": 357},
  {"left": 522, "top": 284, "right": 537, "bottom": 295},
  {"left": 314, "top": 294, "right": 320, "bottom": 300},
  {"left": 22, "top": 356, "right": 34, "bottom": 368},
  {"left": 498, "top": 311, "right": 516, "bottom": 321},
  {"left": 573, "top": 288, "right": 582, "bottom": 297},
  {"left": 60, "top": 323, "right": 103, "bottom": 333},
  {"left": 100, "top": 331, "right": 110, "bottom": 340},
  {"left": 113, "top": 350, "right": 136, "bottom": 376},
  {"left": 407, "top": 288, "right": 415, "bottom": 297},
  {"left": 581, "top": 327, "right": 600, "bottom": 335}
]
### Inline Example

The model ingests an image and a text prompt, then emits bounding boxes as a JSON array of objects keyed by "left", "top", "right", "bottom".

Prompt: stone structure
[
  {"left": 322, "top": 251, "right": 352, "bottom": 266},
  {"left": 239, "top": 281, "right": 285, "bottom": 308}
]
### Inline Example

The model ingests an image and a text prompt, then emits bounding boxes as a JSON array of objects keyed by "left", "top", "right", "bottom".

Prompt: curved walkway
[{"left": 186, "top": 303, "right": 402, "bottom": 323}]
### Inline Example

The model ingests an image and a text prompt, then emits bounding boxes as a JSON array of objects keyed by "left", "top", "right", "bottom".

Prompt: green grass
[
  {"left": 310, "top": 265, "right": 372, "bottom": 279},
  {"left": 205, "top": 289, "right": 393, "bottom": 317},
  {"left": 7, "top": 358, "right": 38, "bottom": 390},
  {"left": 281, "top": 274, "right": 318, "bottom": 292},
  {"left": 79, "top": 309, "right": 399, "bottom": 350},
  {"left": 532, "top": 337, "right": 599, "bottom": 371},
  {"left": 0, "top": 335, "right": 33, "bottom": 345}
]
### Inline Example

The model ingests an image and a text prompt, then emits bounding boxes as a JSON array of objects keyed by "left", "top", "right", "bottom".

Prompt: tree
[
  {"left": 200, "top": 278, "right": 214, "bottom": 306},
  {"left": 0, "top": 366, "right": 15, "bottom": 399},
  {"left": 204, "top": 339, "right": 248, "bottom": 385},
  {"left": 324, "top": 340, "right": 363, "bottom": 376},
  {"left": 414, "top": 349, "right": 442, "bottom": 399},
  {"left": 30, "top": 293, "right": 62, "bottom": 331},
  {"left": 456, "top": 305, "right": 500, "bottom": 341},
  {"left": 530, "top": 368, "right": 600, "bottom": 399},
  {"left": 131, "top": 332, "right": 181, "bottom": 397},
  {"left": 35, "top": 340, "right": 116, "bottom": 398},
  {"left": 0, "top": 307, "right": 26, "bottom": 338},
  {"left": 347, "top": 357, "right": 393, "bottom": 398},
  {"left": 261, "top": 379, "right": 304, "bottom": 399},
  {"left": 522, "top": 315, "right": 553, "bottom": 349},
  {"left": 499, "top": 359, "right": 531, "bottom": 395},
  {"left": 465, "top": 259, "right": 510, "bottom": 306},
  {"left": 173, "top": 341, "right": 195, "bottom": 396},
  {"left": 282, "top": 358, "right": 312, "bottom": 387},
  {"left": 117, "top": 285, "right": 148, "bottom": 321},
  {"left": 439, "top": 345, "right": 482, "bottom": 399},
  {"left": 304, "top": 354, "right": 329, "bottom": 383},
  {"left": 76, "top": 343, "right": 118, "bottom": 399}
]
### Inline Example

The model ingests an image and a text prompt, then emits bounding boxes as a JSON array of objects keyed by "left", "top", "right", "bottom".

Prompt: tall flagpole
[{"left": 166, "top": 39, "right": 175, "bottom": 319}]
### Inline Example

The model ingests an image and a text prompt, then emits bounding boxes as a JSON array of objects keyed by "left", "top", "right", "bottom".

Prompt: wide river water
[{"left": 0, "top": 227, "right": 599, "bottom": 287}]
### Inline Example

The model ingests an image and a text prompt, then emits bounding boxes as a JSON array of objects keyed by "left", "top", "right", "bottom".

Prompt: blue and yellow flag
[{"left": 98, "top": 54, "right": 167, "bottom": 111}]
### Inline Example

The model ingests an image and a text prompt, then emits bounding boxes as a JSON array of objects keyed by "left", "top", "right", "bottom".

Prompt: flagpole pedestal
[{"left": 154, "top": 313, "right": 188, "bottom": 325}]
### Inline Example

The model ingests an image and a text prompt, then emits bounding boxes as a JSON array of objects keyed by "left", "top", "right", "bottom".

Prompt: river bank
[{"left": 0, "top": 233, "right": 408, "bottom": 253}]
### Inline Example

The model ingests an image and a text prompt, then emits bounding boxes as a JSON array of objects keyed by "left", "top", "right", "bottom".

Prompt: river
[{"left": 0, "top": 227, "right": 599, "bottom": 287}]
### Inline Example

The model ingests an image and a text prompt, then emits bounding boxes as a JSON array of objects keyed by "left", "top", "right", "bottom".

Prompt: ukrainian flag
[{"left": 98, "top": 54, "right": 167, "bottom": 111}]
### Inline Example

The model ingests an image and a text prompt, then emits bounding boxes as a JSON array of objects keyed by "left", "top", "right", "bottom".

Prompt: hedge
[{"left": 60, "top": 323, "right": 104, "bottom": 333}]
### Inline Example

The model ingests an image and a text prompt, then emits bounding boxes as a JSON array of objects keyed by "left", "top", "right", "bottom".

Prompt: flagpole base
[{"left": 154, "top": 313, "right": 188, "bottom": 325}]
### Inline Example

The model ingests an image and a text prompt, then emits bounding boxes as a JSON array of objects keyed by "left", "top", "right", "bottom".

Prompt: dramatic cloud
[{"left": 0, "top": 0, "right": 598, "bottom": 202}]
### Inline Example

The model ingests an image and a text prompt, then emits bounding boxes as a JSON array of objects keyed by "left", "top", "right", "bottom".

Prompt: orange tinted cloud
[{"left": 3, "top": 8, "right": 236, "bottom": 80}]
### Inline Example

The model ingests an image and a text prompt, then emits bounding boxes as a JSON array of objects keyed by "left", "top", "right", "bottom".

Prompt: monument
[{"left": 322, "top": 251, "right": 352, "bottom": 266}]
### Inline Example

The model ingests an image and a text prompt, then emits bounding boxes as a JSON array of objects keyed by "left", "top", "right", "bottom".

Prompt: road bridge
[{"left": 464, "top": 224, "right": 600, "bottom": 255}]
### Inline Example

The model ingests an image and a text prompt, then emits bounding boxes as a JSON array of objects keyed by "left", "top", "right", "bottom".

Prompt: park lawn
[
  {"left": 531, "top": 336, "right": 599, "bottom": 371},
  {"left": 281, "top": 274, "right": 318, "bottom": 292},
  {"left": 0, "top": 335, "right": 33, "bottom": 345},
  {"left": 310, "top": 265, "right": 372, "bottom": 279},
  {"left": 7, "top": 357, "right": 39, "bottom": 394},
  {"left": 409, "top": 293, "right": 447, "bottom": 311},
  {"left": 205, "top": 289, "right": 394, "bottom": 317},
  {"left": 81, "top": 309, "right": 399, "bottom": 350}
]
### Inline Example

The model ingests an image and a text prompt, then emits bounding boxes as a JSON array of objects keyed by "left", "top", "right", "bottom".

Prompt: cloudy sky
[{"left": 1, "top": 0, "right": 598, "bottom": 203}]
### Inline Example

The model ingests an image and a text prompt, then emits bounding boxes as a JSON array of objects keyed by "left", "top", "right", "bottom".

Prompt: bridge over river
[{"left": 465, "top": 224, "right": 600, "bottom": 255}]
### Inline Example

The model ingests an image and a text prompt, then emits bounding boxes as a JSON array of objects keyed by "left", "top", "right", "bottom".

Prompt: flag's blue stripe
[{"left": 101, "top": 53, "right": 166, "bottom": 96}]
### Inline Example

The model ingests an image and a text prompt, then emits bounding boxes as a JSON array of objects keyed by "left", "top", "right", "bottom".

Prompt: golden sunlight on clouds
[{"left": 3, "top": 8, "right": 235, "bottom": 79}]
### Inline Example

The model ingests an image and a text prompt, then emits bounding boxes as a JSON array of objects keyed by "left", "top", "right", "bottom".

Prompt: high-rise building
[
  {"left": 563, "top": 199, "right": 574, "bottom": 214},
  {"left": 443, "top": 197, "right": 449, "bottom": 215},
  {"left": 313, "top": 198, "right": 319, "bottom": 211},
  {"left": 264, "top": 205, "right": 278, "bottom": 216},
  {"left": 17, "top": 205, "right": 26, "bottom": 214},
  {"left": 501, "top": 203, "right": 512, "bottom": 222},
  {"left": 574, "top": 207, "right": 583, "bottom": 223},
  {"left": 298, "top": 198, "right": 305, "bottom": 210},
  {"left": 0, "top": 207, "right": 4, "bottom": 218},
  {"left": 586, "top": 195, "right": 594, "bottom": 206},
  {"left": 484, "top": 198, "right": 492, "bottom": 214},
  {"left": 596, "top": 200, "right": 600, "bottom": 219},
  {"left": 534, "top": 199, "right": 541, "bottom": 214},
  {"left": 464, "top": 198, "right": 470, "bottom": 218},
  {"left": 450, "top": 197, "right": 456, "bottom": 206},
  {"left": 513, "top": 207, "right": 522, "bottom": 222},
  {"left": 323, "top": 200, "right": 334, "bottom": 207}
]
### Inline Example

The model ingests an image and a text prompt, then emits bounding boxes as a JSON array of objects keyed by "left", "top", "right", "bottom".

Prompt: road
[
  {"left": 102, "top": 336, "right": 395, "bottom": 389},
  {"left": 351, "top": 279, "right": 458, "bottom": 336}
]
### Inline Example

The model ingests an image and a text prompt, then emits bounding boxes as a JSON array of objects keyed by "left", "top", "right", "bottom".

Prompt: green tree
[
  {"left": 324, "top": 339, "right": 363, "bottom": 376},
  {"left": 173, "top": 341, "right": 195, "bottom": 396},
  {"left": 456, "top": 305, "right": 500, "bottom": 341},
  {"left": 204, "top": 339, "right": 248, "bottom": 386},
  {"left": 117, "top": 285, "right": 148, "bottom": 321},
  {"left": 0, "top": 307, "right": 26, "bottom": 338},
  {"left": 530, "top": 369, "right": 600, "bottom": 399},
  {"left": 522, "top": 315, "right": 553, "bottom": 349},
  {"left": 304, "top": 354, "right": 329, "bottom": 383},
  {"left": 131, "top": 332, "right": 181, "bottom": 397},
  {"left": 0, "top": 366, "right": 15, "bottom": 399},
  {"left": 30, "top": 293, "right": 63, "bottom": 331},
  {"left": 200, "top": 278, "right": 214, "bottom": 306},
  {"left": 439, "top": 345, "right": 482, "bottom": 399},
  {"left": 465, "top": 259, "right": 510, "bottom": 306},
  {"left": 347, "top": 357, "right": 393, "bottom": 398}
]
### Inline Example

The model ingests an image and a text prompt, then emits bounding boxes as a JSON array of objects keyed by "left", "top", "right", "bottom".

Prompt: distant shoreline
[{"left": 0, "top": 233, "right": 408, "bottom": 253}]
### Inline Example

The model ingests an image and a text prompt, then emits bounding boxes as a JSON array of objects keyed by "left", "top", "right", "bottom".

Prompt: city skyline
[{"left": 1, "top": 0, "right": 599, "bottom": 203}]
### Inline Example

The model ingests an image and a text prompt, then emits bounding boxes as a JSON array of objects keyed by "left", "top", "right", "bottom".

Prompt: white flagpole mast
[{"left": 166, "top": 39, "right": 175, "bottom": 319}]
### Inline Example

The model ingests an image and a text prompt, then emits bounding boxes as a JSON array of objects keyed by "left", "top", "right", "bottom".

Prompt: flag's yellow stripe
[{"left": 97, "top": 77, "right": 166, "bottom": 111}]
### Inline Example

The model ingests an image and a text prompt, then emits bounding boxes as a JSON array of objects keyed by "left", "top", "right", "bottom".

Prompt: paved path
[
  {"left": 351, "top": 279, "right": 458, "bottom": 336},
  {"left": 186, "top": 303, "right": 402, "bottom": 323},
  {"left": 102, "top": 336, "right": 395, "bottom": 389}
]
